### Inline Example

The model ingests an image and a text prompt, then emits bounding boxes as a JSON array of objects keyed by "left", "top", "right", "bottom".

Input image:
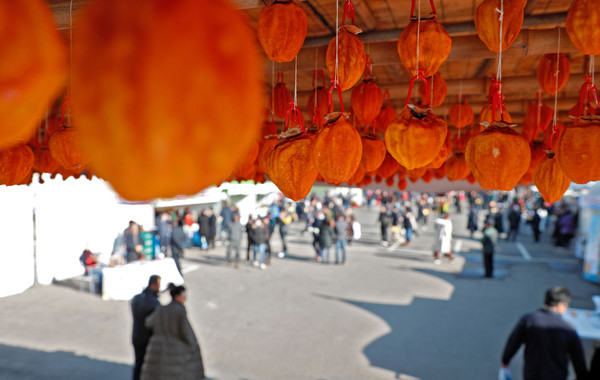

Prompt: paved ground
[{"left": 0, "top": 205, "right": 598, "bottom": 380}]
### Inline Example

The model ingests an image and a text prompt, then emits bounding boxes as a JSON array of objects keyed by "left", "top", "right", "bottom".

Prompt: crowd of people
[{"left": 121, "top": 188, "right": 597, "bottom": 380}]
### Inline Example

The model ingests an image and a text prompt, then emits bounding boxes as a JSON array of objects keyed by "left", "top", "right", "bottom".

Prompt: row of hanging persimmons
[
  {"left": 0, "top": 0, "right": 597, "bottom": 202},
  {"left": 227, "top": 0, "right": 600, "bottom": 203}
]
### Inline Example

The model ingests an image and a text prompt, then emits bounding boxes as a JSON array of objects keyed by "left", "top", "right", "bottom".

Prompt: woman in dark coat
[
  {"left": 197, "top": 210, "right": 210, "bottom": 250},
  {"left": 319, "top": 217, "right": 334, "bottom": 263},
  {"left": 141, "top": 284, "right": 205, "bottom": 380},
  {"left": 467, "top": 207, "right": 478, "bottom": 238}
]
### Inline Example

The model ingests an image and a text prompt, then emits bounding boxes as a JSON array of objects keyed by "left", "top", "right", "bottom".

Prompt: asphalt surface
[{"left": 0, "top": 205, "right": 598, "bottom": 380}]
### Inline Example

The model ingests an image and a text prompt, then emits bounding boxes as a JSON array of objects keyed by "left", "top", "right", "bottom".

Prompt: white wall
[
  {"left": 0, "top": 185, "right": 35, "bottom": 298},
  {"left": 0, "top": 175, "right": 154, "bottom": 297}
]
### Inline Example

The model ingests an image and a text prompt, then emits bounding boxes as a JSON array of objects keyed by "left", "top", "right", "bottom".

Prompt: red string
[
  {"left": 456, "top": 94, "right": 466, "bottom": 104},
  {"left": 277, "top": 72, "right": 285, "bottom": 85},
  {"left": 285, "top": 101, "right": 305, "bottom": 133},
  {"left": 60, "top": 96, "right": 71, "bottom": 127},
  {"left": 486, "top": 78, "right": 504, "bottom": 125},
  {"left": 328, "top": 80, "right": 345, "bottom": 113},
  {"left": 404, "top": 69, "right": 428, "bottom": 108},
  {"left": 342, "top": 0, "right": 355, "bottom": 26},
  {"left": 576, "top": 75, "right": 600, "bottom": 118},
  {"left": 364, "top": 55, "right": 374, "bottom": 79},
  {"left": 410, "top": 0, "right": 437, "bottom": 19},
  {"left": 384, "top": 89, "right": 391, "bottom": 107}
]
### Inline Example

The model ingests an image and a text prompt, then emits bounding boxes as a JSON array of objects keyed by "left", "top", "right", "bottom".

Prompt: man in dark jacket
[
  {"left": 124, "top": 221, "right": 144, "bottom": 263},
  {"left": 170, "top": 219, "right": 187, "bottom": 275},
  {"left": 501, "top": 286, "right": 588, "bottom": 380},
  {"left": 226, "top": 214, "right": 243, "bottom": 267},
  {"left": 197, "top": 210, "right": 210, "bottom": 250},
  {"left": 250, "top": 219, "right": 267, "bottom": 269},
  {"left": 481, "top": 219, "right": 498, "bottom": 278},
  {"left": 507, "top": 205, "right": 521, "bottom": 241},
  {"left": 131, "top": 275, "right": 161, "bottom": 380},
  {"left": 208, "top": 208, "right": 217, "bottom": 249}
]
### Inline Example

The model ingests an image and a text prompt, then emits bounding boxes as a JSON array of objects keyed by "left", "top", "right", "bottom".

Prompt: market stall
[{"left": 101, "top": 258, "right": 183, "bottom": 301}]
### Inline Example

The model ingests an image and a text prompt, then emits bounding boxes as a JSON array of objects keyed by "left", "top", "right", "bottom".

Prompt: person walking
[
  {"left": 141, "top": 284, "right": 205, "bottom": 380},
  {"left": 319, "top": 217, "right": 334, "bottom": 264},
  {"left": 530, "top": 208, "right": 542, "bottom": 243},
  {"left": 219, "top": 202, "right": 233, "bottom": 242},
  {"left": 378, "top": 206, "right": 391, "bottom": 247},
  {"left": 207, "top": 208, "right": 217, "bottom": 249},
  {"left": 197, "top": 210, "right": 210, "bottom": 251},
  {"left": 403, "top": 208, "right": 417, "bottom": 246},
  {"left": 225, "top": 214, "right": 243, "bottom": 268},
  {"left": 263, "top": 216, "right": 272, "bottom": 265},
  {"left": 309, "top": 211, "right": 324, "bottom": 261},
  {"left": 250, "top": 219, "right": 267, "bottom": 270},
  {"left": 170, "top": 218, "right": 187, "bottom": 275},
  {"left": 131, "top": 275, "right": 161, "bottom": 380},
  {"left": 245, "top": 216, "right": 255, "bottom": 262},
  {"left": 501, "top": 286, "right": 588, "bottom": 380},
  {"left": 334, "top": 213, "right": 348, "bottom": 264},
  {"left": 278, "top": 210, "right": 292, "bottom": 258},
  {"left": 481, "top": 219, "right": 498, "bottom": 278},
  {"left": 507, "top": 205, "right": 521, "bottom": 241},
  {"left": 467, "top": 206, "right": 478, "bottom": 238},
  {"left": 433, "top": 213, "right": 453, "bottom": 264}
]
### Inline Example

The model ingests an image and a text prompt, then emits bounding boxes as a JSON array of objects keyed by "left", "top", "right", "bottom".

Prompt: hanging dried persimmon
[
  {"left": 270, "top": 72, "right": 293, "bottom": 120},
  {"left": 474, "top": 0, "right": 526, "bottom": 53},
  {"left": 397, "top": 1, "right": 451, "bottom": 78},
  {"left": 385, "top": 106, "right": 447, "bottom": 170},
  {"left": 268, "top": 107, "right": 318, "bottom": 201},
  {"left": 351, "top": 56, "right": 383, "bottom": 125},
  {"left": 257, "top": 0, "right": 308, "bottom": 63},
  {"left": 312, "top": 113, "right": 362, "bottom": 185},
  {"left": 418, "top": 73, "right": 447, "bottom": 108},
  {"left": 72, "top": 0, "right": 263, "bottom": 201},
  {"left": 566, "top": 0, "right": 600, "bottom": 56},
  {"left": 465, "top": 126, "right": 530, "bottom": 190},
  {"left": 0, "top": 0, "right": 67, "bottom": 149},
  {"left": 446, "top": 153, "right": 470, "bottom": 181},
  {"left": 376, "top": 154, "right": 400, "bottom": 178},
  {"left": 359, "top": 135, "right": 387, "bottom": 172},
  {"left": 33, "top": 147, "right": 60, "bottom": 174},
  {"left": 537, "top": 53, "right": 570, "bottom": 96},
  {"left": 521, "top": 95, "right": 553, "bottom": 143},
  {"left": 374, "top": 89, "right": 396, "bottom": 133},
  {"left": 556, "top": 76, "right": 600, "bottom": 184},
  {"left": 307, "top": 70, "right": 330, "bottom": 129},
  {"left": 0, "top": 144, "right": 35, "bottom": 186},
  {"left": 449, "top": 96, "right": 475, "bottom": 129},
  {"left": 533, "top": 152, "right": 571, "bottom": 204}
]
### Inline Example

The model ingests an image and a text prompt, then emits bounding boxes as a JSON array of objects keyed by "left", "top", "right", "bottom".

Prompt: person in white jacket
[{"left": 433, "top": 213, "right": 454, "bottom": 264}]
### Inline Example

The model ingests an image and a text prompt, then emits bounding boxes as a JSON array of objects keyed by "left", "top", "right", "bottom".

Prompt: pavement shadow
[
  {"left": 0, "top": 343, "right": 131, "bottom": 380},
  {"left": 314, "top": 270, "right": 517, "bottom": 380}
]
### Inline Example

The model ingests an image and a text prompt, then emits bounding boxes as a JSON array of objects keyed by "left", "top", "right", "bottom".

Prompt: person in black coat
[
  {"left": 467, "top": 207, "right": 478, "bottom": 238},
  {"left": 170, "top": 219, "right": 187, "bottom": 275},
  {"left": 197, "top": 210, "right": 210, "bottom": 250},
  {"left": 207, "top": 208, "right": 217, "bottom": 249},
  {"left": 501, "top": 287, "right": 588, "bottom": 380},
  {"left": 245, "top": 216, "right": 255, "bottom": 261},
  {"left": 131, "top": 275, "right": 161, "bottom": 380},
  {"left": 507, "top": 205, "right": 521, "bottom": 241},
  {"left": 319, "top": 217, "right": 334, "bottom": 263}
]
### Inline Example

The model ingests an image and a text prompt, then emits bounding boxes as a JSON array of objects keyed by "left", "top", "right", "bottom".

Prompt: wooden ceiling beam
[
  {"left": 352, "top": 0, "right": 378, "bottom": 31},
  {"left": 268, "top": 27, "right": 575, "bottom": 73},
  {"left": 47, "top": 0, "right": 308, "bottom": 29}
]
